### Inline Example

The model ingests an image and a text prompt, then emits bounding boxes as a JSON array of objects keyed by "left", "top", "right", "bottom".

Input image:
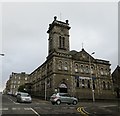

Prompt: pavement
[{"left": 81, "top": 101, "right": 120, "bottom": 116}]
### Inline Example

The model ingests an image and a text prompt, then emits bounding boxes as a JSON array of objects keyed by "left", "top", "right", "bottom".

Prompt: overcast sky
[{"left": 0, "top": 1, "right": 118, "bottom": 91}]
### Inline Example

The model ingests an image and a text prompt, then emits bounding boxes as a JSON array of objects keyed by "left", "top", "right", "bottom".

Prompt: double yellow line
[{"left": 77, "top": 107, "right": 89, "bottom": 116}]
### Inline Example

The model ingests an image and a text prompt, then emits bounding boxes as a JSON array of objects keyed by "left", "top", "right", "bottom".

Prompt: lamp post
[
  {"left": 89, "top": 52, "right": 95, "bottom": 102},
  {"left": 0, "top": 53, "right": 4, "bottom": 95}
]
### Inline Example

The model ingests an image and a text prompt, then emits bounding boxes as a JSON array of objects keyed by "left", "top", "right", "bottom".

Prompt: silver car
[
  {"left": 16, "top": 92, "right": 32, "bottom": 103},
  {"left": 50, "top": 93, "right": 78, "bottom": 105}
]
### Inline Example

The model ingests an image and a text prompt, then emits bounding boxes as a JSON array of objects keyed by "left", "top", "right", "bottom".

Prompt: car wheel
[
  {"left": 72, "top": 100, "right": 77, "bottom": 105},
  {"left": 51, "top": 102, "right": 55, "bottom": 105},
  {"left": 56, "top": 100, "right": 61, "bottom": 105}
]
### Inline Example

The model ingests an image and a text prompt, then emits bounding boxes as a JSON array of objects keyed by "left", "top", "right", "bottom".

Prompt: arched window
[
  {"left": 103, "top": 81, "right": 106, "bottom": 89},
  {"left": 100, "top": 68, "right": 104, "bottom": 75},
  {"left": 76, "top": 79, "right": 79, "bottom": 87},
  {"left": 59, "top": 36, "right": 62, "bottom": 48},
  {"left": 62, "top": 37, "right": 65, "bottom": 48},
  {"left": 82, "top": 79, "right": 85, "bottom": 88},
  {"left": 105, "top": 69, "right": 108, "bottom": 75},
  {"left": 87, "top": 80, "right": 90, "bottom": 88},
  {"left": 85, "top": 66, "right": 89, "bottom": 73},
  {"left": 64, "top": 62, "right": 68, "bottom": 71},
  {"left": 58, "top": 61, "right": 62, "bottom": 70},
  {"left": 80, "top": 65, "right": 84, "bottom": 73},
  {"left": 107, "top": 82, "right": 110, "bottom": 90},
  {"left": 75, "top": 64, "right": 78, "bottom": 72},
  {"left": 59, "top": 36, "right": 65, "bottom": 49},
  {"left": 91, "top": 65, "right": 94, "bottom": 74},
  {"left": 93, "top": 80, "right": 95, "bottom": 89}
]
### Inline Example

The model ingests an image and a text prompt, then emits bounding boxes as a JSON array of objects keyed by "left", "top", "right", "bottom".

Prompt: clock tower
[{"left": 47, "top": 16, "right": 71, "bottom": 55}]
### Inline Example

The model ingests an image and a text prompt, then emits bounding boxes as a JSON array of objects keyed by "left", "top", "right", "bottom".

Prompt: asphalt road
[
  {"left": 1, "top": 94, "right": 120, "bottom": 116},
  {"left": 1, "top": 95, "right": 81, "bottom": 116},
  {"left": 1, "top": 94, "right": 36, "bottom": 116}
]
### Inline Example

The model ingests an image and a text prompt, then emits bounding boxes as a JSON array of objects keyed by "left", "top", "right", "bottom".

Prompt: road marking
[
  {"left": 0, "top": 107, "right": 32, "bottom": 111},
  {"left": 77, "top": 107, "right": 89, "bottom": 116},
  {"left": 81, "top": 107, "right": 89, "bottom": 115},
  {"left": 12, "top": 108, "right": 17, "bottom": 110},
  {"left": 7, "top": 97, "right": 20, "bottom": 104},
  {"left": 12, "top": 107, "right": 21, "bottom": 110},
  {"left": 7, "top": 97, "right": 18, "bottom": 104},
  {"left": 30, "top": 108, "right": 41, "bottom": 116},
  {"left": 0, "top": 108, "right": 8, "bottom": 111},
  {"left": 24, "top": 108, "right": 31, "bottom": 110},
  {"left": 101, "top": 105, "right": 117, "bottom": 108}
]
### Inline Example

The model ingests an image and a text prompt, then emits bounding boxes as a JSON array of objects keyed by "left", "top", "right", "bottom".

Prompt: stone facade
[
  {"left": 6, "top": 72, "right": 29, "bottom": 95},
  {"left": 112, "top": 65, "right": 120, "bottom": 98},
  {"left": 29, "top": 16, "right": 115, "bottom": 100}
]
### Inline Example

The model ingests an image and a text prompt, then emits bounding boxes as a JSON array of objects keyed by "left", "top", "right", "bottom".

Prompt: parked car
[
  {"left": 16, "top": 92, "right": 32, "bottom": 103},
  {"left": 7, "top": 92, "right": 12, "bottom": 95},
  {"left": 50, "top": 93, "right": 78, "bottom": 105}
]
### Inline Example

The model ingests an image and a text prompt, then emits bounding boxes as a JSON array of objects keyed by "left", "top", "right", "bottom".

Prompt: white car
[{"left": 16, "top": 92, "right": 32, "bottom": 103}]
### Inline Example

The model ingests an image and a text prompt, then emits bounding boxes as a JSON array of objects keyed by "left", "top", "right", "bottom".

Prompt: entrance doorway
[
  {"left": 59, "top": 88, "right": 67, "bottom": 93},
  {"left": 59, "top": 83, "right": 68, "bottom": 93}
]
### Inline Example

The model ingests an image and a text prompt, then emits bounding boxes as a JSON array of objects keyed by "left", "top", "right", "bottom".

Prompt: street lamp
[
  {"left": 89, "top": 52, "right": 95, "bottom": 102},
  {"left": 0, "top": 53, "right": 4, "bottom": 96}
]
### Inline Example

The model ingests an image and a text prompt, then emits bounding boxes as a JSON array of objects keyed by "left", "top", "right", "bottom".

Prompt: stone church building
[{"left": 29, "top": 16, "right": 115, "bottom": 100}]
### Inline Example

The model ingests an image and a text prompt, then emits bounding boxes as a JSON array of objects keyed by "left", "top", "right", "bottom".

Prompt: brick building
[{"left": 29, "top": 16, "right": 115, "bottom": 100}]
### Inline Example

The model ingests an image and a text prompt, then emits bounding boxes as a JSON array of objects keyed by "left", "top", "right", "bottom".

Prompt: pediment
[{"left": 70, "top": 49, "right": 95, "bottom": 62}]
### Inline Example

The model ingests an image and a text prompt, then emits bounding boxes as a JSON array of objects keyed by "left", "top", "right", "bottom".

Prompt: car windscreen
[{"left": 21, "top": 93, "right": 30, "bottom": 97}]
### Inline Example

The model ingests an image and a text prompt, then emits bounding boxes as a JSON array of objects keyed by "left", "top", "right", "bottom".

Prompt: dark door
[{"left": 59, "top": 88, "right": 67, "bottom": 93}]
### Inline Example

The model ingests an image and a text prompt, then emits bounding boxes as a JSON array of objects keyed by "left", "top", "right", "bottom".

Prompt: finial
[
  {"left": 54, "top": 16, "right": 57, "bottom": 21},
  {"left": 49, "top": 24, "right": 51, "bottom": 27},
  {"left": 66, "top": 20, "right": 69, "bottom": 24}
]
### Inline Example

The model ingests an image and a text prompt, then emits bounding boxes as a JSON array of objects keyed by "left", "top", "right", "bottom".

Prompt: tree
[{"left": 18, "top": 84, "right": 26, "bottom": 92}]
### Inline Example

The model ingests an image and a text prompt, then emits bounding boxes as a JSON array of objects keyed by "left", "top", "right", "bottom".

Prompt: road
[
  {"left": 1, "top": 94, "right": 37, "bottom": 116},
  {"left": 1, "top": 94, "right": 80, "bottom": 116},
  {"left": 1, "top": 94, "right": 120, "bottom": 116}
]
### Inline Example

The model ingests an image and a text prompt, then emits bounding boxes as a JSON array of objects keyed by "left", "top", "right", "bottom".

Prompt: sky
[{"left": 0, "top": 1, "right": 118, "bottom": 92}]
